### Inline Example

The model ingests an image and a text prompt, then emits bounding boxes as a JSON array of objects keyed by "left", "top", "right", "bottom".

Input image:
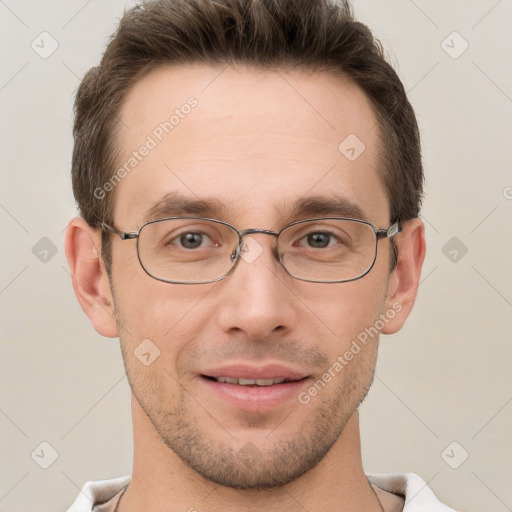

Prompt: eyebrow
[
  {"left": 141, "top": 192, "right": 368, "bottom": 225},
  {"left": 277, "top": 195, "right": 368, "bottom": 223},
  {"left": 141, "top": 192, "right": 231, "bottom": 222}
]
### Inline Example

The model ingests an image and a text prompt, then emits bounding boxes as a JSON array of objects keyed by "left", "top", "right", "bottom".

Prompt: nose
[{"left": 215, "top": 234, "right": 298, "bottom": 340}]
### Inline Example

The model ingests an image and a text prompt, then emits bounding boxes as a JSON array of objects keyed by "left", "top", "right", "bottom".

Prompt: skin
[{"left": 66, "top": 64, "right": 425, "bottom": 512}]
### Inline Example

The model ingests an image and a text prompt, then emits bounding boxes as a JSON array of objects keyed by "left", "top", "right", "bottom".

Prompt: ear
[
  {"left": 64, "top": 217, "right": 118, "bottom": 338},
  {"left": 381, "top": 218, "right": 426, "bottom": 335}
]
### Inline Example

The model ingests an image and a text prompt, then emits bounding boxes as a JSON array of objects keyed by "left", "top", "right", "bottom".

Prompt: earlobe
[
  {"left": 64, "top": 217, "right": 118, "bottom": 338},
  {"left": 381, "top": 218, "right": 426, "bottom": 335}
]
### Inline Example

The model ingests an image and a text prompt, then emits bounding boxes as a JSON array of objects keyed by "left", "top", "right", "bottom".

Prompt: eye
[
  {"left": 177, "top": 232, "right": 208, "bottom": 249},
  {"left": 296, "top": 230, "right": 347, "bottom": 249},
  {"left": 303, "top": 232, "right": 334, "bottom": 248},
  {"left": 171, "top": 231, "right": 215, "bottom": 249}
]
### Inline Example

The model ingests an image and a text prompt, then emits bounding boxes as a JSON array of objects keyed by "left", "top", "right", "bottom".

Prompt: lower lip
[{"left": 200, "top": 376, "right": 309, "bottom": 411}]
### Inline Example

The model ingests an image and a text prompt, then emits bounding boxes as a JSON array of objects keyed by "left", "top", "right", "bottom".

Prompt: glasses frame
[{"left": 101, "top": 216, "right": 401, "bottom": 285}]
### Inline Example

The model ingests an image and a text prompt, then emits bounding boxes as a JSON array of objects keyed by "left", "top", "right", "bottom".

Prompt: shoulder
[
  {"left": 66, "top": 476, "right": 131, "bottom": 512},
  {"left": 367, "top": 472, "right": 457, "bottom": 511}
]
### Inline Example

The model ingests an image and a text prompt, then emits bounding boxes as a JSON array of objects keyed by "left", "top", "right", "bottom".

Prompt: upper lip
[{"left": 201, "top": 363, "right": 308, "bottom": 381}]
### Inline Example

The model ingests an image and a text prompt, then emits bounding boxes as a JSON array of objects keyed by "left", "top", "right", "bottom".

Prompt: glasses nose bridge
[
  {"left": 231, "top": 227, "right": 280, "bottom": 263},
  {"left": 238, "top": 227, "right": 279, "bottom": 240}
]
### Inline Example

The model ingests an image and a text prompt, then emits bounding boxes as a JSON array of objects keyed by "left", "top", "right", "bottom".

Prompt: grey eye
[
  {"left": 179, "top": 232, "right": 205, "bottom": 249},
  {"left": 306, "top": 233, "right": 332, "bottom": 248}
]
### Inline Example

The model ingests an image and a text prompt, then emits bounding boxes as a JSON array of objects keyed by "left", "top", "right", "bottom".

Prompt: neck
[{"left": 119, "top": 396, "right": 382, "bottom": 512}]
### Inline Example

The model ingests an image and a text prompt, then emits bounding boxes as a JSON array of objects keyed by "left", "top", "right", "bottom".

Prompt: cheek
[
  {"left": 298, "top": 274, "right": 388, "bottom": 346},
  {"left": 112, "top": 262, "right": 216, "bottom": 368}
]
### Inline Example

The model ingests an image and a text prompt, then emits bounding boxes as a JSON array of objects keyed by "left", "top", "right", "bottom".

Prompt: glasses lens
[
  {"left": 278, "top": 219, "right": 377, "bottom": 282},
  {"left": 138, "top": 218, "right": 239, "bottom": 283}
]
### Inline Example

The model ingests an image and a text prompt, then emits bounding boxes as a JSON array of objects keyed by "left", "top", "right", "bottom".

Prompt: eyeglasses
[{"left": 101, "top": 217, "right": 401, "bottom": 284}]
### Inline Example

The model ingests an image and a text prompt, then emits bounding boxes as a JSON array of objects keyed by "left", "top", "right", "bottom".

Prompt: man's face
[{"left": 110, "top": 65, "right": 395, "bottom": 488}]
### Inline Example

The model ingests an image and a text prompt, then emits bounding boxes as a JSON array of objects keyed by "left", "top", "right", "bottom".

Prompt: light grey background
[{"left": 1, "top": 1, "right": 511, "bottom": 511}]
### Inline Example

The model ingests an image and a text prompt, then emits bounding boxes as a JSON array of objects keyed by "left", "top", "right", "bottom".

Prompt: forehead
[{"left": 113, "top": 64, "right": 389, "bottom": 228}]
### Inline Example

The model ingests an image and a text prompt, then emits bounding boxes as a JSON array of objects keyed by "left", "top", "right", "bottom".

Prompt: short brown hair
[{"left": 72, "top": 0, "right": 423, "bottom": 270}]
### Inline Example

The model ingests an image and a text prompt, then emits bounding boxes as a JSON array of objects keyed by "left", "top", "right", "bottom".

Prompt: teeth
[
  {"left": 216, "top": 377, "right": 239, "bottom": 384},
  {"left": 215, "top": 377, "right": 287, "bottom": 386}
]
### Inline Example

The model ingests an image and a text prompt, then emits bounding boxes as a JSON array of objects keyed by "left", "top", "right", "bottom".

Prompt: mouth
[
  {"left": 198, "top": 364, "right": 310, "bottom": 410},
  {"left": 202, "top": 375, "right": 303, "bottom": 386}
]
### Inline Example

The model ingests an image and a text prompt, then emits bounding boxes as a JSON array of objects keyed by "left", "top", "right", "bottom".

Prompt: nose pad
[
  {"left": 233, "top": 236, "right": 283, "bottom": 271},
  {"left": 230, "top": 245, "right": 241, "bottom": 262}
]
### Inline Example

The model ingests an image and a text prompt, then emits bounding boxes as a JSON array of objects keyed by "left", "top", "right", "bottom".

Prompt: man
[{"left": 65, "top": 0, "right": 456, "bottom": 510}]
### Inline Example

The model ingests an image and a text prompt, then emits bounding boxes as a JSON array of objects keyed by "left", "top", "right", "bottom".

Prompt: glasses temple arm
[
  {"left": 376, "top": 222, "right": 402, "bottom": 239},
  {"left": 100, "top": 222, "right": 138, "bottom": 240}
]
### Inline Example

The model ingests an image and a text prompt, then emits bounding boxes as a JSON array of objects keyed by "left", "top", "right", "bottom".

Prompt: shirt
[{"left": 66, "top": 473, "right": 456, "bottom": 511}]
